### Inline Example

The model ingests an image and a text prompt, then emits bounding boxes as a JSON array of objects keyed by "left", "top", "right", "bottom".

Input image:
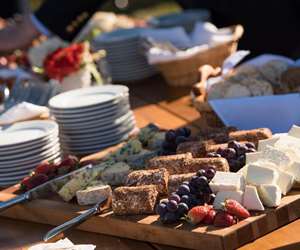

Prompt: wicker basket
[{"left": 154, "top": 25, "right": 244, "bottom": 87}]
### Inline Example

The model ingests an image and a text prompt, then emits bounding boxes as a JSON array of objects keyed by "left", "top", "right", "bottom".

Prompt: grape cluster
[
  {"left": 156, "top": 166, "right": 216, "bottom": 224},
  {"left": 160, "top": 127, "right": 191, "bottom": 155},
  {"left": 207, "top": 140, "right": 256, "bottom": 172}
]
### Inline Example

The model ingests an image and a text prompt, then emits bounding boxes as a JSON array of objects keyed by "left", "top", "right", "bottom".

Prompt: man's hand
[{"left": 0, "top": 15, "right": 40, "bottom": 54}]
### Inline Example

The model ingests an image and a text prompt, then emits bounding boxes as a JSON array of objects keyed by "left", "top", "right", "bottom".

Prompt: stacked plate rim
[
  {"left": 49, "top": 85, "right": 136, "bottom": 156},
  {"left": 0, "top": 120, "right": 61, "bottom": 187}
]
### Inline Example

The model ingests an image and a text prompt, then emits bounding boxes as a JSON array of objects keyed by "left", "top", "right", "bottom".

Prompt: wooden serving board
[{"left": 0, "top": 187, "right": 299, "bottom": 250}]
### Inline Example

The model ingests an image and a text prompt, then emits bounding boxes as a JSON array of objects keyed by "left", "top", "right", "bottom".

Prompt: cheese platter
[{"left": 0, "top": 124, "right": 300, "bottom": 250}]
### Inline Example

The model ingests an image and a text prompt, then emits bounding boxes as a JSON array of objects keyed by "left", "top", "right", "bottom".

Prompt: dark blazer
[
  {"left": 177, "top": 0, "right": 300, "bottom": 58},
  {"left": 35, "top": 0, "right": 105, "bottom": 41}
]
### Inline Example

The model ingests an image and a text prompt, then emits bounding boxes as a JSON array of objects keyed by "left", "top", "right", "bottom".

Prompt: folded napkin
[
  {"left": 29, "top": 238, "right": 96, "bottom": 250},
  {"left": 0, "top": 102, "right": 49, "bottom": 125},
  {"left": 146, "top": 22, "right": 236, "bottom": 65}
]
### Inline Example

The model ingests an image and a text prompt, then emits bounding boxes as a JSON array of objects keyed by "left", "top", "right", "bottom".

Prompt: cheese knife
[
  {"left": 0, "top": 164, "right": 97, "bottom": 212},
  {"left": 43, "top": 195, "right": 112, "bottom": 242}
]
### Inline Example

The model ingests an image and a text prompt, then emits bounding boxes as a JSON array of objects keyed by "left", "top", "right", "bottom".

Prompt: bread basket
[{"left": 154, "top": 25, "right": 244, "bottom": 87}]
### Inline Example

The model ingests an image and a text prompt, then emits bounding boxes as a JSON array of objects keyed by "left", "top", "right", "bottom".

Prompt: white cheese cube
[
  {"left": 261, "top": 146, "right": 292, "bottom": 168},
  {"left": 76, "top": 185, "right": 112, "bottom": 206},
  {"left": 284, "top": 162, "right": 300, "bottom": 183},
  {"left": 237, "top": 165, "right": 248, "bottom": 178},
  {"left": 258, "top": 184, "right": 281, "bottom": 207},
  {"left": 288, "top": 125, "right": 300, "bottom": 139},
  {"left": 246, "top": 163, "right": 279, "bottom": 186},
  {"left": 276, "top": 169, "right": 294, "bottom": 195},
  {"left": 210, "top": 171, "right": 245, "bottom": 193},
  {"left": 258, "top": 137, "right": 280, "bottom": 151},
  {"left": 213, "top": 191, "right": 244, "bottom": 209},
  {"left": 246, "top": 152, "right": 263, "bottom": 164},
  {"left": 243, "top": 185, "right": 264, "bottom": 211}
]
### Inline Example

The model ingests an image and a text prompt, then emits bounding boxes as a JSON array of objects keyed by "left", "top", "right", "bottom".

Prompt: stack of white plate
[
  {"left": 0, "top": 120, "right": 61, "bottom": 187},
  {"left": 93, "top": 28, "right": 157, "bottom": 82},
  {"left": 49, "top": 85, "right": 136, "bottom": 156}
]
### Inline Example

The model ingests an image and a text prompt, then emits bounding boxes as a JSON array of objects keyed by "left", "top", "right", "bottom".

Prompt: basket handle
[
  {"left": 192, "top": 65, "right": 221, "bottom": 100},
  {"left": 230, "top": 25, "right": 244, "bottom": 42}
]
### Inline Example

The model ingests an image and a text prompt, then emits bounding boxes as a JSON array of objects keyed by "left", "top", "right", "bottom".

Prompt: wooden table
[{"left": 1, "top": 77, "right": 300, "bottom": 250}]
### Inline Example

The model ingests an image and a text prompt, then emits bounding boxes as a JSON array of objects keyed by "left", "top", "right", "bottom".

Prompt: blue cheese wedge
[
  {"left": 210, "top": 171, "right": 245, "bottom": 193},
  {"left": 213, "top": 190, "right": 244, "bottom": 209},
  {"left": 112, "top": 139, "right": 143, "bottom": 162},
  {"left": 138, "top": 124, "right": 160, "bottom": 146},
  {"left": 246, "top": 163, "right": 279, "bottom": 186},
  {"left": 147, "top": 132, "right": 165, "bottom": 150},
  {"left": 76, "top": 184, "right": 112, "bottom": 206},
  {"left": 258, "top": 184, "right": 281, "bottom": 207},
  {"left": 243, "top": 185, "right": 264, "bottom": 211},
  {"left": 58, "top": 163, "right": 108, "bottom": 202},
  {"left": 127, "top": 150, "right": 157, "bottom": 170},
  {"left": 101, "top": 162, "right": 130, "bottom": 186}
]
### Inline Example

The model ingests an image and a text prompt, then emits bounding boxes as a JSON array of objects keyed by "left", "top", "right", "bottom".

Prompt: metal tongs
[{"left": 43, "top": 196, "right": 112, "bottom": 242}]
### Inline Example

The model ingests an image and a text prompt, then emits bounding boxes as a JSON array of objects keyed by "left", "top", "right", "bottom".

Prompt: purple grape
[
  {"left": 165, "top": 130, "right": 176, "bottom": 142},
  {"left": 228, "top": 140, "right": 240, "bottom": 151},
  {"left": 162, "top": 141, "right": 176, "bottom": 151},
  {"left": 182, "top": 181, "right": 190, "bottom": 186},
  {"left": 236, "top": 145, "right": 248, "bottom": 157},
  {"left": 169, "top": 193, "right": 181, "bottom": 203},
  {"left": 189, "top": 185, "right": 197, "bottom": 195},
  {"left": 160, "top": 199, "right": 168, "bottom": 205},
  {"left": 190, "top": 176, "right": 199, "bottom": 187},
  {"left": 180, "top": 195, "right": 190, "bottom": 204},
  {"left": 245, "top": 142, "right": 256, "bottom": 149},
  {"left": 216, "top": 148, "right": 224, "bottom": 156},
  {"left": 196, "top": 169, "right": 206, "bottom": 177},
  {"left": 246, "top": 148, "right": 256, "bottom": 153},
  {"left": 162, "top": 212, "right": 178, "bottom": 224},
  {"left": 156, "top": 203, "right": 167, "bottom": 216},
  {"left": 175, "top": 136, "right": 188, "bottom": 146},
  {"left": 228, "top": 159, "right": 240, "bottom": 172},
  {"left": 177, "top": 202, "right": 189, "bottom": 216},
  {"left": 209, "top": 193, "right": 216, "bottom": 203},
  {"left": 167, "top": 200, "right": 178, "bottom": 212},
  {"left": 224, "top": 148, "right": 237, "bottom": 159},
  {"left": 177, "top": 184, "right": 190, "bottom": 196},
  {"left": 205, "top": 168, "right": 216, "bottom": 180},
  {"left": 207, "top": 152, "right": 217, "bottom": 158},
  {"left": 237, "top": 155, "right": 246, "bottom": 165},
  {"left": 188, "top": 194, "right": 198, "bottom": 207},
  {"left": 183, "top": 127, "right": 191, "bottom": 137},
  {"left": 195, "top": 176, "right": 208, "bottom": 188},
  {"left": 175, "top": 128, "right": 187, "bottom": 137}
]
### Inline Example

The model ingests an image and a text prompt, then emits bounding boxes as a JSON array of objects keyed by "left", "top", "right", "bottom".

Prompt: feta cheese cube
[
  {"left": 243, "top": 185, "right": 264, "bottom": 211},
  {"left": 237, "top": 165, "right": 248, "bottom": 178},
  {"left": 246, "top": 163, "right": 279, "bottom": 186},
  {"left": 246, "top": 152, "right": 263, "bottom": 164},
  {"left": 210, "top": 171, "right": 245, "bottom": 193},
  {"left": 258, "top": 137, "right": 280, "bottom": 151},
  {"left": 258, "top": 184, "right": 281, "bottom": 207},
  {"left": 261, "top": 146, "right": 292, "bottom": 168},
  {"left": 284, "top": 162, "right": 300, "bottom": 183},
  {"left": 76, "top": 184, "right": 112, "bottom": 206},
  {"left": 288, "top": 125, "right": 300, "bottom": 138},
  {"left": 213, "top": 191, "right": 244, "bottom": 209},
  {"left": 276, "top": 169, "right": 294, "bottom": 195}
]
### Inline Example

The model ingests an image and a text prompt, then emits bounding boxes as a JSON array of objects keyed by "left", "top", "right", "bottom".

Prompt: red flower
[{"left": 44, "top": 43, "right": 85, "bottom": 80}]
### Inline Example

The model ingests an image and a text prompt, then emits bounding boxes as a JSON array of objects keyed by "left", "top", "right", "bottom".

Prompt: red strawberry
[
  {"left": 35, "top": 161, "right": 52, "bottom": 175},
  {"left": 214, "top": 211, "right": 237, "bottom": 227},
  {"left": 20, "top": 176, "right": 32, "bottom": 191},
  {"left": 186, "top": 205, "right": 209, "bottom": 224},
  {"left": 223, "top": 199, "right": 250, "bottom": 219},
  {"left": 28, "top": 174, "right": 49, "bottom": 189},
  {"left": 203, "top": 209, "right": 217, "bottom": 225},
  {"left": 57, "top": 155, "right": 79, "bottom": 170}
]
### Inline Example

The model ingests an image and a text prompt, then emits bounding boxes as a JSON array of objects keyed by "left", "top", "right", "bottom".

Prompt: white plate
[
  {"left": 0, "top": 157, "right": 61, "bottom": 183},
  {"left": 0, "top": 144, "right": 61, "bottom": 166},
  {"left": 0, "top": 132, "right": 59, "bottom": 154},
  {"left": 50, "top": 93, "right": 129, "bottom": 115},
  {"left": 53, "top": 104, "right": 130, "bottom": 124},
  {"left": 0, "top": 120, "right": 58, "bottom": 148},
  {"left": 59, "top": 111, "right": 133, "bottom": 132},
  {"left": 49, "top": 85, "right": 128, "bottom": 110},
  {"left": 0, "top": 139, "right": 59, "bottom": 160},
  {"left": 0, "top": 153, "right": 61, "bottom": 173},
  {"left": 60, "top": 122, "right": 135, "bottom": 146},
  {"left": 59, "top": 116, "right": 135, "bottom": 139}
]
